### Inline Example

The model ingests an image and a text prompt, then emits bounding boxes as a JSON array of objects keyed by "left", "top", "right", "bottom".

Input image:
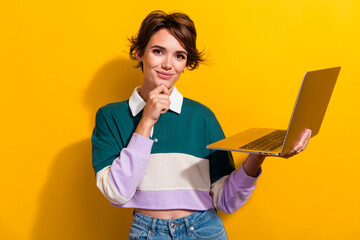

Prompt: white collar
[{"left": 128, "top": 86, "right": 184, "bottom": 117}]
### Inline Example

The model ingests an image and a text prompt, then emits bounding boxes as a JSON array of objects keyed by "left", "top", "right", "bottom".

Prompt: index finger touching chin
[
  {"left": 158, "top": 84, "right": 170, "bottom": 95},
  {"left": 162, "top": 86, "right": 170, "bottom": 95},
  {"left": 151, "top": 85, "right": 168, "bottom": 94}
]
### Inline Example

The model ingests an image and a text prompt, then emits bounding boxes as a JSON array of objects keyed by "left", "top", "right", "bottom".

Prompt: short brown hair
[{"left": 129, "top": 10, "right": 205, "bottom": 71}]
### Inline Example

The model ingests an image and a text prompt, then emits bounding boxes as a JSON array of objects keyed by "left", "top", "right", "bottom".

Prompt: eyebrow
[{"left": 150, "top": 45, "right": 187, "bottom": 55}]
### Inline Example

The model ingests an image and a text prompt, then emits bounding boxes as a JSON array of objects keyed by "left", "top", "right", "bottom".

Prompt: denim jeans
[{"left": 128, "top": 208, "right": 228, "bottom": 240}]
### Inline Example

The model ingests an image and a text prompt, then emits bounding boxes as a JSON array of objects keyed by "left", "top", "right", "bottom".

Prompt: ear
[
  {"left": 184, "top": 66, "right": 188, "bottom": 71},
  {"left": 135, "top": 49, "right": 143, "bottom": 61}
]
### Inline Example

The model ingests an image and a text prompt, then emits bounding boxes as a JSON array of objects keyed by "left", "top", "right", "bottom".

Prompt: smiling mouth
[{"left": 156, "top": 71, "right": 174, "bottom": 80}]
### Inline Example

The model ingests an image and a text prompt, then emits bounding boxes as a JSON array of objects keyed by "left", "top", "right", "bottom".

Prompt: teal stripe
[{"left": 91, "top": 98, "right": 235, "bottom": 183}]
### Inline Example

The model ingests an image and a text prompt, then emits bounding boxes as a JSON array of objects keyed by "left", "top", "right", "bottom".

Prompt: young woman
[{"left": 92, "top": 10, "right": 311, "bottom": 239}]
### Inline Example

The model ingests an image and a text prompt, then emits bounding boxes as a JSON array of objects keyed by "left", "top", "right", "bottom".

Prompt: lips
[{"left": 156, "top": 70, "right": 174, "bottom": 80}]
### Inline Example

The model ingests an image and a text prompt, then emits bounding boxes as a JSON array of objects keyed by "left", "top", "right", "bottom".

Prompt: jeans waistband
[{"left": 132, "top": 208, "right": 215, "bottom": 233}]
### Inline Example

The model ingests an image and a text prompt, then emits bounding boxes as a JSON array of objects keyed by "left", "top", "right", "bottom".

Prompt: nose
[{"left": 161, "top": 56, "right": 172, "bottom": 70}]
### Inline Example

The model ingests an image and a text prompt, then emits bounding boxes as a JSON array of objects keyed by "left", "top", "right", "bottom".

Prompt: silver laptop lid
[{"left": 280, "top": 67, "right": 341, "bottom": 155}]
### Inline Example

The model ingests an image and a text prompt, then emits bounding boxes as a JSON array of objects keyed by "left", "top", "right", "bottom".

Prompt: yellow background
[{"left": 1, "top": 0, "right": 359, "bottom": 239}]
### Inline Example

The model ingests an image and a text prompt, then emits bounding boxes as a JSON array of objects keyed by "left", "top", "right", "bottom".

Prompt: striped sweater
[{"left": 91, "top": 87, "right": 261, "bottom": 213}]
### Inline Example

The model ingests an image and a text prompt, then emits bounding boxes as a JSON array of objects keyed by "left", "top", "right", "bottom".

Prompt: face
[{"left": 136, "top": 28, "right": 188, "bottom": 92}]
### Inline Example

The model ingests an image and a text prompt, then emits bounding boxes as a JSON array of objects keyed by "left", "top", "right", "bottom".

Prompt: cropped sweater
[{"left": 91, "top": 87, "right": 261, "bottom": 214}]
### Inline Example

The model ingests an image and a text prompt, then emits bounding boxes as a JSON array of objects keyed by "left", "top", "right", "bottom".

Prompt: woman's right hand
[
  {"left": 135, "top": 85, "right": 171, "bottom": 138},
  {"left": 143, "top": 85, "right": 171, "bottom": 124}
]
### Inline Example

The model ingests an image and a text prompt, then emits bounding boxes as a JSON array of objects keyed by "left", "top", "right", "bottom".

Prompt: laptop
[{"left": 207, "top": 67, "right": 341, "bottom": 156}]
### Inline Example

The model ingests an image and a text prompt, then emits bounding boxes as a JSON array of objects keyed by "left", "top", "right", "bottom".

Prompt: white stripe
[
  {"left": 137, "top": 153, "right": 211, "bottom": 191},
  {"left": 96, "top": 166, "right": 131, "bottom": 205}
]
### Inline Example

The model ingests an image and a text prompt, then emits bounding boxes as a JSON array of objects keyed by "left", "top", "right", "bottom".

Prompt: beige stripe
[
  {"left": 211, "top": 175, "right": 229, "bottom": 211},
  {"left": 137, "top": 153, "right": 211, "bottom": 191},
  {"left": 96, "top": 166, "right": 132, "bottom": 205}
]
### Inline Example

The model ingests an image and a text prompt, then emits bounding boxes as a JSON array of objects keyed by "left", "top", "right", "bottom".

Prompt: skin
[{"left": 133, "top": 28, "right": 312, "bottom": 219}]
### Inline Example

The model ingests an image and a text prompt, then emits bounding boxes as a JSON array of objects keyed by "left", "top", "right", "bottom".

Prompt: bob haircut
[{"left": 129, "top": 10, "right": 205, "bottom": 71}]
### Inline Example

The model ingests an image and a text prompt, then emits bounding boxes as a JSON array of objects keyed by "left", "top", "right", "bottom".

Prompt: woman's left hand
[{"left": 281, "top": 129, "right": 312, "bottom": 159}]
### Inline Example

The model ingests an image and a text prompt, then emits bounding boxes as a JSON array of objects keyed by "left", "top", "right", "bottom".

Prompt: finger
[
  {"left": 149, "top": 95, "right": 170, "bottom": 104},
  {"left": 307, "top": 129, "right": 312, "bottom": 140},
  {"left": 284, "top": 149, "right": 296, "bottom": 158},
  {"left": 153, "top": 98, "right": 170, "bottom": 108},
  {"left": 297, "top": 130, "right": 308, "bottom": 147},
  {"left": 155, "top": 99, "right": 171, "bottom": 108},
  {"left": 150, "top": 93, "right": 170, "bottom": 101},
  {"left": 160, "top": 85, "right": 170, "bottom": 95},
  {"left": 303, "top": 129, "right": 311, "bottom": 150},
  {"left": 158, "top": 103, "right": 170, "bottom": 113},
  {"left": 301, "top": 134, "right": 311, "bottom": 151},
  {"left": 156, "top": 84, "right": 170, "bottom": 95},
  {"left": 299, "top": 129, "right": 312, "bottom": 151},
  {"left": 151, "top": 85, "right": 169, "bottom": 95},
  {"left": 283, "top": 130, "right": 311, "bottom": 158},
  {"left": 282, "top": 152, "right": 293, "bottom": 159},
  {"left": 149, "top": 88, "right": 171, "bottom": 102},
  {"left": 292, "top": 144, "right": 302, "bottom": 154},
  {"left": 148, "top": 95, "right": 170, "bottom": 108},
  {"left": 293, "top": 129, "right": 309, "bottom": 152}
]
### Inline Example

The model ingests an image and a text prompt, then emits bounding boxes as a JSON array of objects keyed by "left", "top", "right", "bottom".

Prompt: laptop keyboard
[{"left": 239, "top": 130, "right": 287, "bottom": 151}]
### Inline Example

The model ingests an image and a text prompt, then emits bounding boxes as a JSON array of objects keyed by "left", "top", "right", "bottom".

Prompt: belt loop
[
  {"left": 184, "top": 217, "right": 192, "bottom": 236},
  {"left": 168, "top": 220, "right": 175, "bottom": 238},
  {"left": 149, "top": 217, "right": 156, "bottom": 237}
]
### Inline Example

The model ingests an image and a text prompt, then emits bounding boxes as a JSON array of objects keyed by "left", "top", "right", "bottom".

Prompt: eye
[
  {"left": 176, "top": 54, "right": 186, "bottom": 60},
  {"left": 152, "top": 49, "right": 163, "bottom": 55}
]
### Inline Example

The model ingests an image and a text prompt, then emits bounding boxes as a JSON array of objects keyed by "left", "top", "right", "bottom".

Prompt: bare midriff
[{"left": 135, "top": 209, "right": 196, "bottom": 219}]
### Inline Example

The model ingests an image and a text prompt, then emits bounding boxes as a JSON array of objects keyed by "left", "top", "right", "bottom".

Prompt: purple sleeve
[
  {"left": 108, "top": 133, "right": 153, "bottom": 199},
  {"left": 219, "top": 164, "right": 262, "bottom": 214}
]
